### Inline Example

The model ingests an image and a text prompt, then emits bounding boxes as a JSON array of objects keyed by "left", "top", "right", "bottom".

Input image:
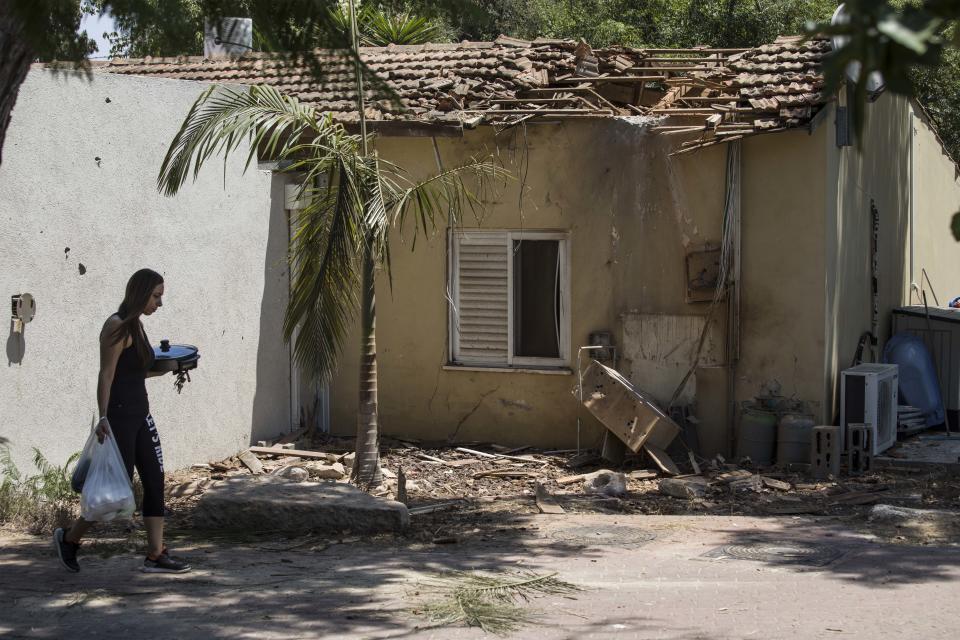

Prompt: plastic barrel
[
  {"left": 777, "top": 412, "right": 815, "bottom": 465},
  {"left": 883, "top": 332, "right": 945, "bottom": 427},
  {"left": 736, "top": 406, "right": 778, "bottom": 465}
]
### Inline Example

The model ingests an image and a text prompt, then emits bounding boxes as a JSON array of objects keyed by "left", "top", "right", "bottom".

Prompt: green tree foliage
[{"left": 392, "top": 0, "right": 838, "bottom": 48}]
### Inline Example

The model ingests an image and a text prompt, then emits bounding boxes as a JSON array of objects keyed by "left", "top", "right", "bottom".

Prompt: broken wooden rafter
[
  {"left": 488, "top": 97, "right": 582, "bottom": 104},
  {"left": 627, "top": 65, "right": 714, "bottom": 72},
  {"left": 248, "top": 446, "right": 336, "bottom": 461},
  {"left": 641, "top": 48, "right": 749, "bottom": 54},
  {"left": 553, "top": 75, "right": 667, "bottom": 84},
  {"left": 455, "top": 447, "right": 545, "bottom": 464},
  {"left": 640, "top": 57, "right": 730, "bottom": 64}
]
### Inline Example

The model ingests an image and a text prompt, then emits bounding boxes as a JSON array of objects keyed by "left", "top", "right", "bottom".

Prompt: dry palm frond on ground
[{"left": 413, "top": 570, "right": 580, "bottom": 634}]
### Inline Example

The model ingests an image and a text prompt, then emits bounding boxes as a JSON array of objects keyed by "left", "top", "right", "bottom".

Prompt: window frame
[{"left": 448, "top": 229, "right": 570, "bottom": 369}]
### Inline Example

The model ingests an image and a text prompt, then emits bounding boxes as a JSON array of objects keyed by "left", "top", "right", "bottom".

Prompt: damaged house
[{"left": 2, "top": 34, "right": 959, "bottom": 470}]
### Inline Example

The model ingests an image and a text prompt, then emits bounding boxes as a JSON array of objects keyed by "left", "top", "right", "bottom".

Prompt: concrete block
[
  {"left": 193, "top": 476, "right": 409, "bottom": 533},
  {"left": 810, "top": 426, "right": 841, "bottom": 479},
  {"left": 846, "top": 423, "right": 874, "bottom": 475}
]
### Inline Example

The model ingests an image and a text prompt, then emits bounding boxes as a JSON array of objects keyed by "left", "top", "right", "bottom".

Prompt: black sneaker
[
  {"left": 142, "top": 551, "right": 191, "bottom": 574},
  {"left": 53, "top": 528, "right": 80, "bottom": 573}
]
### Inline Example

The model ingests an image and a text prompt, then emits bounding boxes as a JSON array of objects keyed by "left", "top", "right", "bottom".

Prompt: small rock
[
  {"left": 659, "top": 477, "right": 708, "bottom": 500},
  {"left": 582, "top": 469, "right": 627, "bottom": 497},
  {"left": 381, "top": 467, "right": 397, "bottom": 479},
  {"left": 273, "top": 466, "right": 310, "bottom": 482},
  {"left": 312, "top": 462, "right": 346, "bottom": 480},
  {"left": 280, "top": 442, "right": 296, "bottom": 450}
]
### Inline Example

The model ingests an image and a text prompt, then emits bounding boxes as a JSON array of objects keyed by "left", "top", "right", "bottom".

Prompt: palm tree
[{"left": 157, "top": 83, "right": 504, "bottom": 485}]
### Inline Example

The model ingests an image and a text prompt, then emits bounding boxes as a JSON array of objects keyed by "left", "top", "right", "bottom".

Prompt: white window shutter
[{"left": 452, "top": 231, "right": 509, "bottom": 364}]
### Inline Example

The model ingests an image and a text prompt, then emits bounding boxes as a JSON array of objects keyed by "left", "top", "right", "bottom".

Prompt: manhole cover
[
  {"left": 549, "top": 525, "right": 656, "bottom": 547},
  {"left": 701, "top": 542, "right": 843, "bottom": 566}
]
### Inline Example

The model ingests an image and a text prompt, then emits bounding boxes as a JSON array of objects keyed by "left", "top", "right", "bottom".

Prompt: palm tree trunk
[
  {"left": 0, "top": 5, "right": 32, "bottom": 165},
  {"left": 352, "top": 241, "right": 382, "bottom": 486},
  {"left": 346, "top": 0, "right": 382, "bottom": 487}
]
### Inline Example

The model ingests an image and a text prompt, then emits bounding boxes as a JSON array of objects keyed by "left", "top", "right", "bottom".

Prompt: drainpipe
[
  {"left": 725, "top": 142, "right": 742, "bottom": 457},
  {"left": 284, "top": 182, "right": 304, "bottom": 431},
  {"left": 909, "top": 106, "right": 915, "bottom": 304}
]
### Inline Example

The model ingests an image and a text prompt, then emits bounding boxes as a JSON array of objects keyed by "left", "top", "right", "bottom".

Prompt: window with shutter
[{"left": 449, "top": 230, "right": 569, "bottom": 368}]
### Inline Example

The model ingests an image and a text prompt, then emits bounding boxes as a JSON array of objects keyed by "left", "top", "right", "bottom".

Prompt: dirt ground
[
  {"left": 2, "top": 436, "right": 959, "bottom": 638},
  {"left": 156, "top": 435, "right": 960, "bottom": 546}
]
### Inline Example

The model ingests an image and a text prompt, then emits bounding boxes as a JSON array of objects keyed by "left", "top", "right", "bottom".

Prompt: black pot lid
[{"left": 153, "top": 342, "right": 199, "bottom": 360}]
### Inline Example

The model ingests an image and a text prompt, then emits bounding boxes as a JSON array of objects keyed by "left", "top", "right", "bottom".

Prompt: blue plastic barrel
[{"left": 883, "top": 332, "right": 945, "bottom": 426}]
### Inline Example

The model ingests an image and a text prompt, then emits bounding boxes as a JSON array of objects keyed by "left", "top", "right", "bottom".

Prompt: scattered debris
[
  {"left": 659, "top": 477, "right": 709, "bottom": 500},
  {"left": 238, "top": 450, "right": 263, "bottom": 475},
  {"left": 272, "top": 465, "right": 309, "bottom": 482},
  {"left": 581, "top": 470, "right": 627, "bottom": 497},
  {"left": 249, "top": 446, "right": 337, "bottom": 461},
  {"left": 396, "top": 467, "right": 408, "bottom": 505},
  {"left": 534, "top": 483, "right": 566, "bottom": 514},
  {"left": 566, "top": 452, "right": 601, "bottom": 469},
  {"left": 311, "top": 462, "right": 346, "bottom": 480},
  {"left": 760, "top": 476, "right": 793, "bottom": 491},
  {"left": 644, "top": 444, "right": 680, "bottom": 476}
]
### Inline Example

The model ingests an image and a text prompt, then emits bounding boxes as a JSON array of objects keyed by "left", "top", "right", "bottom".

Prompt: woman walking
[{"left": 54, "top": 268, "right": 190, "bottom": 573}]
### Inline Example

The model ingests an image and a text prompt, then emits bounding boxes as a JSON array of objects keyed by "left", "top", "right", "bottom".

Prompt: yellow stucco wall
[
  {"left": 821, "top": 91, "right": 960, "bottom": 421},
  {"left": 326, "top": 117, "right": 839, "bottom": 450},
  {"left": 329, "top": 120, "right": 731, "bottom": 447},
  {"left": 911, "top": 108, "right": 960, "bottom": 309},
  {"left": 326, "top": 95, "right": 957, "bottom": 451},
  {"left": 737, "top": 127, "right": 829, "bottom": 422}
]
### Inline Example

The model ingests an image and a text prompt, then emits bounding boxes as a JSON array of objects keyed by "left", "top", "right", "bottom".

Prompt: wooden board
[
  {"left": 238, "top": 450, "right": 264, "bottom": 474},
  {"left": 248, "top": 446, "right": 336, "bottom": 461},
  {"left": 535, "top": 483, "right": 566, "bottom": 514},
  {"left": 577, "top": 361, "right": 681, "bottom": 453},
  {"left": 643, "top": 443, "right": 680, "bottom": 476}
]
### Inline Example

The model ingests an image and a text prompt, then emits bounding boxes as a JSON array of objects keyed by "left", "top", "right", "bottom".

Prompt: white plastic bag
[{"left": 80, "top": 432, "right": 135, "bottom": 522}]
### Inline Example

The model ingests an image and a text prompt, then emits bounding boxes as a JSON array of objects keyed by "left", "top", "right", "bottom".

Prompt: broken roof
[{"left": 95, "top": 34, "right": 834, "bottom": 147}]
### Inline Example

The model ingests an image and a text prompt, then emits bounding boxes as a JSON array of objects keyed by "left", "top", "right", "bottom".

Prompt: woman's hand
[{"left": 96, "top": 417, "right": 111, "bottom": 443}]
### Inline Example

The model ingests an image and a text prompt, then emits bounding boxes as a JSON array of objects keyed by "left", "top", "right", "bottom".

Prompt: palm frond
[
  {"left": 0, "top": 446, "right": 20, "bottom": 483},
  {"left": 415, "top": 571, "right": 580, "bottom": 635},
  {"left": 284, "top": 154, "right": 367, "bottom": 382},
  {"left": 158, "top": 84, "right": 326, "bottom": 196},
  {"left": 382, "top": 157, "right": 509, "bottom": 247},
  {"left": 362, "top": 10, "right": 442, "bottom": 46}
]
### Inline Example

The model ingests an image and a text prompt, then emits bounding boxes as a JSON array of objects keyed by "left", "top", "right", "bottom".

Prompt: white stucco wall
[{"left": 0, "top": 68, "right": 291, "bottom": 475}]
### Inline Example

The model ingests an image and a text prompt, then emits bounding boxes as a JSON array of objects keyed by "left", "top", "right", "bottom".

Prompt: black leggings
[{"left": 108, "top": 413, "right": 165, "bottom": 518}]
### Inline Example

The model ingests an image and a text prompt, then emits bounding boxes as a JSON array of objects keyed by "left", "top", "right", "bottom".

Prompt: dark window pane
[{"left": 513, "top": 240, "right": 560, "bottom": 358}]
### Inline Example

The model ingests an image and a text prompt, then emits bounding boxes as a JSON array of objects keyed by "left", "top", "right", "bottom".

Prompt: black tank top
[{"left": 107, "top": 327, "right": 154, "bottom": 417}]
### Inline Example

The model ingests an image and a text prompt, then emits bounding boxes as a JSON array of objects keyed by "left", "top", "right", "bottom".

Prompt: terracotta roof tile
[{"left": 92, "top": 35, "right": 835, "bottom": 142}]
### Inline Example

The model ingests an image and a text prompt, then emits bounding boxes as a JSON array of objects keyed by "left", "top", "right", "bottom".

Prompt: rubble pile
[{"left": 161, "top": 431, "right": 960, "bottom": 535}]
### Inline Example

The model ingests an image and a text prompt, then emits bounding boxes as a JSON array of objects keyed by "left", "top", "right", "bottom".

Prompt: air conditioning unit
[{"left": 840, "top": 364, "right": 898, "bottom": 455}]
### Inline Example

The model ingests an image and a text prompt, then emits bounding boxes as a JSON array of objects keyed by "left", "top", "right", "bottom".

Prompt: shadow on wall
[
  {"left": 825, "top": 96, "right": 912, "bottom": 422},
  {"left": 249, "top": 174, "right": 294, "bottom": 444},
  {"left": 6, "top": 320, "right": 25, "bottom": 366}
]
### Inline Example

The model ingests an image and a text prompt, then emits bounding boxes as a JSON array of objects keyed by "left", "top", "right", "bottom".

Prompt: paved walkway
[{"left": 2, "top": 514, "right": 958, "bottom": 639}]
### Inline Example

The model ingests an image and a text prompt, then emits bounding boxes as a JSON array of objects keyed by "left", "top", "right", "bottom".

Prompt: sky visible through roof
[{"left": 80, "top": 10, "right": 117, "bottom": 59}]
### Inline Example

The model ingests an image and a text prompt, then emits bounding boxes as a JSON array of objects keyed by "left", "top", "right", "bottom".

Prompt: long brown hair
[{"left": 109, "top": 269, "right": 163, "bottom": 366}]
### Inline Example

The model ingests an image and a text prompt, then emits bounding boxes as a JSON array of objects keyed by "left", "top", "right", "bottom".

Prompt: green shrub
[{"left": 0, "top": 446, "right": 80, "bottom": 534}]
